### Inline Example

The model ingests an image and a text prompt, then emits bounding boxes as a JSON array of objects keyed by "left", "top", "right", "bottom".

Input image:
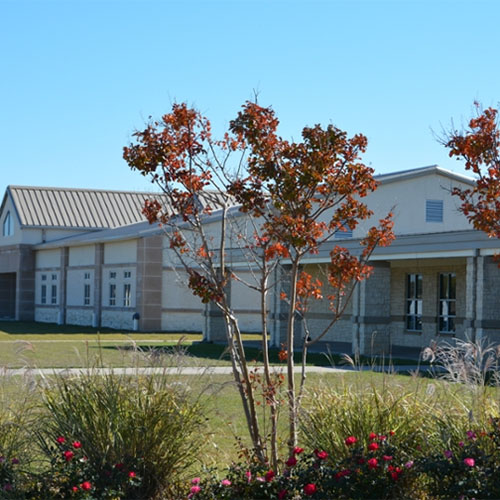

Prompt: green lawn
[{"left": 0, "top": 321, "right": 424, "bottom": 369}]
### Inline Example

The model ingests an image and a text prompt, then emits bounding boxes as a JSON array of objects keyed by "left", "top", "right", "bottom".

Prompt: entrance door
[{"left": 0, "top": 273, "right": 16, "bottom": 319}]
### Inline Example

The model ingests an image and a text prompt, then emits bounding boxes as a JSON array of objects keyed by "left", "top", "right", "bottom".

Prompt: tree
[
  {"left": 444, "top": 103, "right": 500, "bottom": 237},
  {"left": 123, "top": 101, "right": 394, "bottom": 468}
]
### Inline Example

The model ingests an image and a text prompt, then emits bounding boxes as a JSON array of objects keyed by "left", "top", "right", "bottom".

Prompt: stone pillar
[
  {"left": 93, "top": 244, "right": 104, "bottom": 328},
  {"left": 269, "top": 264, "right": 302, "bottom": 349},
  {"left": 465, "top": 254, "right": 481, "bottom": 342},
  {"left": 356, "top": 261, "right": 391, "bottom": 356},
  {"left": 16, "top": 245, "right": 35, "bottom": 321},
  {"left": 58, "top": 247, "right": 68, "bottom": 324},
  {"left": 136, "top": 235, "right": 163, "bottom": 331},
  {"left": 205, "top": 273, "right": 231, "bottom": 342}
]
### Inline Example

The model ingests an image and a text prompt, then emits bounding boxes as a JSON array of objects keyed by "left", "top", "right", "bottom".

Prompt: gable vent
[{"left": 426, "top": 199, "right": 443, "bottom": 223}]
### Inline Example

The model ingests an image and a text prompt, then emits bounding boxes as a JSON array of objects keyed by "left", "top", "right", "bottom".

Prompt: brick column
[
  {"left": 93, "top": 244, "right": 104, "bottom": 328},
  {"left": 356, "top": 261, "right": 391, "bottom": 356},
  {"left": 58, "top": 247, "right": 68, "bottom": 324},
  {"left": 136, "top": 235, "right": 163, "bottom": 331}
]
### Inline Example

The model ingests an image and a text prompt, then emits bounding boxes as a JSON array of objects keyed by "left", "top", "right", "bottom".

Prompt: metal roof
[{"left": 6, "top": 185, "right": 162, "bottom": 229}]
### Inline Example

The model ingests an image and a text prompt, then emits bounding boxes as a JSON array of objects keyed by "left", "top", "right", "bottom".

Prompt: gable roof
[
  {"left": 375, "top": 164, "right": 475, "bottom": 186},
  {"left": 2, "top": 185, "right": 162, "bottom": 230}
]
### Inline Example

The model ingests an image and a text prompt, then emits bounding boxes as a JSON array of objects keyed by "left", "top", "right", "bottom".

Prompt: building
[{"left": 1, "top": 166, "right": 500, "bottom": 357}]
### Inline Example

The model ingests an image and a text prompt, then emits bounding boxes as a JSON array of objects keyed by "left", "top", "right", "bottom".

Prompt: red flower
[
  {"left": 383, "top": 455, "right": 393, "bottom": 461},
  {"left": 293, "top": 446, "right": 304, "bottom": 455},
  {"left": 128, "top": 471, "right": 136, "bottom": 478},
  {"left": 56, "top": 436, "right": 66, "bottom": 444},
  {"left": 368, "top": 442, "right": 379, "bottom": 451},
  {"left": 389, "top": 430, "right": 395, "bottom": 436},
  {"left": 63, "top": 451, "right": 74, "bottom": 462},
  {"left": 265, "top": 469, "right": 275, "bottom": 482},
  {"left": 314, "top": 449, "right": 328, "bottom": 460},
  {"left": 81, "top": 481, "right": 92, "bottom": 491},
  {"left": 304, "top": 483, "right": 317, "bottom": 496},
  {"left": 285, "top": 456, "right": 297, "bottom": 467},
  {"left": 114, "top": 463, "right": 124, "bottom": 470},
  {"left": 368, "top": 458, "right": 378, "bottom": 469},
  {"left": 190, "top": 485, "right": 201, "bottom": 494},
  {"left": 278, "top": 490, "right": 287, "bottom": 499},
  {"left": 72, "top": 441, "right": 82, "bottom": 449},
  {"left": 345, "top": 436, "right": 357, "bottom": 446},
  {"left": 368, "top": 432, "right": 377, "bottom": 441},
  {"left": 71, "top": 486, "right": 78, "bottom": 492}
]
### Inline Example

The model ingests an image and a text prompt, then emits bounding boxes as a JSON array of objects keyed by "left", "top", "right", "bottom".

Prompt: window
[
  {"left": 110, "top": 272, "right": 116, "bottom": 279},
  {"left": 334, "top": 222, "right": 353, "bottom": 239},
  {"left": 406, "top": 274, "right": 422, "bottom": 331},
  {"left": 124, "top": 271, "right": 131, "bottom": 279},
  {"left": 426, "top": 200, "right": 443, "bottom": 223},
  {"left": 84, "top": 284, "right": 91, "bottom": 306},
  {"left": 41, "top": 274, "right": 47, "bottom": 281},
  {"left": 41, "top": 285, "right": 47, "bottom": 304},
  {"left": 51, "top": 285, "right": 57, "bottom": 305},
  {"left": 109, "top": 284, "right": 116, "bottom": 306},
  {"left": 84, "top": 272, "right": 91, "bottom": 280},
  {"left": 439, "top": 273, "right": 456, "bottom": 333},
  {"left": 51, "top": 274, "right": 57, "bottom": 281},
  {"left": 123, "top": 283, "right": 131, "bottom": 307},
  {"left": 2, "top": 211, "right": 13, "bottom": 236}
]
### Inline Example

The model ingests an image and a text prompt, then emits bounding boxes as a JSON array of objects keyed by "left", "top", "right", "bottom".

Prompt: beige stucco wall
[
  {"left": 66, "top": 269, "right": 94, "bottom": 307},
  {"left": 104, "top": 240, "right": 137, "bottom": 264},
  {"left": 101, "top": 266, "right": 136, "bottom": 308},
  {"left": 69, "top": 245, "right": 95, "bottom": 266},
  {"left": 36, "top": 249, "right": 60, "bottom": 268},
  {"left": 161, "top": 269, "right": 204, "bottom": 331}
]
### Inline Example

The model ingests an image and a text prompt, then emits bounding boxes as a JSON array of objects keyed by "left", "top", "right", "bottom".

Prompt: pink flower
[
  {"left": 71, "top": 486, "right": 78, "bottom": 492},
  {"left": 368, "top": 442, "right": 379, "bottom": 451},
  {"left": 467, "top": 430, "right": 477, "bottom": 440},
  {"left": 278, "top": 489, "right": 287, "bottom": 499},
  {"left": 314, "top": 449, "right": 328, "bottom": 460},
  {"left": 345, "top": 436, "right": 357, "bottom": 446},
  {"left": 444, "top": 450, "right": 453, "bottom": 459},
  {"left": 464, "top": 457, "right": 475, "bottom": 467},
  {"left": 405, "top": 461, "right": 414, "bottom": 469},
  {"left": 383, "top": 455, "right": 393, "bottom": 461},
  {"left": 293, "top": 446, "right": 304, "bottom": 455},
  {"left": 285, "top": 456, "right": 297, "bottom": 467},
  {"left": 128, "top": 471, "right": 136, "bottom": 478},
  {"left": 304, "top": 483, "right": 317, "bottom": 496},
  {"left": 191, "top": 477, "right": 201, "bottom": 485},
  {"left": 11, "top": 458, "right": 19, "bottom": 465},
  {"left": 245, "top": 470, "right": 252, "bottom": 482},
  {"left": 221, "top": 479, "right": 231, "bottom": 486},
  {"left": 63, "top": 450, "right": 74, "bottom": 462},
  {"left": 56, "top": 436, "right": 65, "bottom": 444},
  {"left": 368, "top": 457, "right": 378, "bottom": 469},
  {"left": 190, "top": 485, "right": 201, "bottom": 494},
  {"left": 458, "top": 441, "right": 464, "bottom": 447},
  {"left": 81, "top": 481, "right": 92, "bottom": 491},
  {"left": 265, "top": 470, "right": 275, "bottom": 482},
  {"left": 72, "top": 441, "right": 82, "bottom": 449}
]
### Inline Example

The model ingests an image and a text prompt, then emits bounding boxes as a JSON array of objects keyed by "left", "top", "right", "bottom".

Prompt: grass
[{"left": 0, "top": 321, "right": 425, "bottom": 368}]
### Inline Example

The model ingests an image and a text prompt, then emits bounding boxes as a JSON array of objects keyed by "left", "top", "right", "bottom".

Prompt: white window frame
[
  {"left": 123, "top": 283, "right": 131, "bottom": 307},
  {"left": 84, "top": 283, "right": 91, "bottom": 306},
  {"left": 406, "top": 273, "right": 423, "bottom": 331},
  {"left": 439, "top": 273, "right": 456, "bottom": 333},
  {"left": 109, "top": 284, "right": 116, "bottom": 306}
]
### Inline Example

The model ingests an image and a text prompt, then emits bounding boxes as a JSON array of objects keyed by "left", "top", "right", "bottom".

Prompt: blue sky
[{"left": 1, "top": 0, "right": 499, "bottom": 197}]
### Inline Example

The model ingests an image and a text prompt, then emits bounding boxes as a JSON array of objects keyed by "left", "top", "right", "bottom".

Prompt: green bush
[{"left": 35, "top": 370, "right": 205, "bottom": 499}]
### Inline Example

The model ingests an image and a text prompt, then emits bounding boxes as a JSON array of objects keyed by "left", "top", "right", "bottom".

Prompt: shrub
[{"left": 36, "top": 370, "right": 205, "bottom": 499}]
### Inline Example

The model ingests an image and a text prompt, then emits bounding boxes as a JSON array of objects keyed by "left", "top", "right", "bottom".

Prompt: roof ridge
[{"left": 7, "top": 185, "right": 162, "bottom": 196}]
